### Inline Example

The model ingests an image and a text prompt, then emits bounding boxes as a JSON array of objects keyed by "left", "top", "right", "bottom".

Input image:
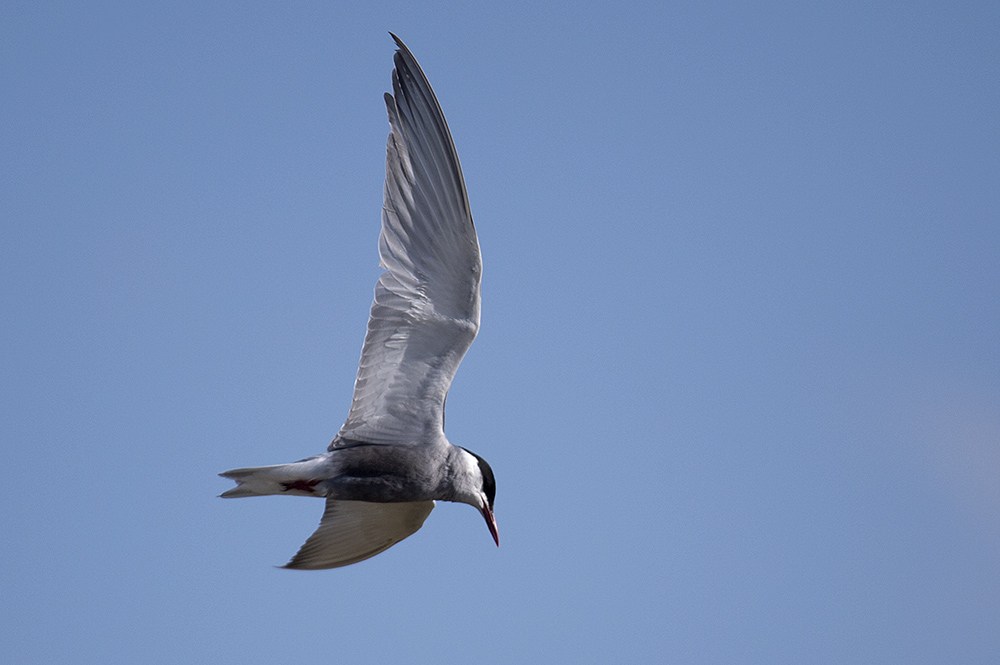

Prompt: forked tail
[{"left": 219, "top": 456, "right": 329, "bottom": 498}]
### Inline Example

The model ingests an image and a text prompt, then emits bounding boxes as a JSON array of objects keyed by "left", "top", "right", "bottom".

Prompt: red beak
[{"left": 481, "top": 505, "right": 499, "bottom": 547}]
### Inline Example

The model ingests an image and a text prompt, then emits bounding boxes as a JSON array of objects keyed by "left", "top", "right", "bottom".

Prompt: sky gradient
[{"left": 3, "top": 1, "right": 999, "bottom": 663}]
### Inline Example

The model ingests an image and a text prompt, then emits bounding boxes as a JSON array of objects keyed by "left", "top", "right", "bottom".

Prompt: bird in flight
[{"left": 220, "top": 34, "right": 497, "bottom": 569}]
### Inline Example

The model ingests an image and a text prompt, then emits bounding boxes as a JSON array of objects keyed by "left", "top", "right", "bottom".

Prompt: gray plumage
[{"left": 219, "top": 34, "right": 497, "bottom": 569}]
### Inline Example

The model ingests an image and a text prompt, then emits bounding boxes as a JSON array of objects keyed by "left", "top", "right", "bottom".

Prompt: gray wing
[
  {"left": 283, "top": 499, "right": 435, "bottom": 569},
  {"left": 334, "top": 35, "right": 481, "bottom": 447}
]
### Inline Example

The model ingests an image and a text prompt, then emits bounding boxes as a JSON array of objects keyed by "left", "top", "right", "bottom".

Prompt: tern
[{"left": 220, "top": 34, "right": 497, "bottom": 569}]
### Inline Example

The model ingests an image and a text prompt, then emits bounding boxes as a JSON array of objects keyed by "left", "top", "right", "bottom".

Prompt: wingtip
[{"left": 388, "top": 32, "right": 416, "bottom": 60}]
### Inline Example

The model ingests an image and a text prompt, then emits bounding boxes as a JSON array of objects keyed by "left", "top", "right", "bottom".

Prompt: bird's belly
[{"left": 324, "top": 474, "right": 439, "bottom": 503}]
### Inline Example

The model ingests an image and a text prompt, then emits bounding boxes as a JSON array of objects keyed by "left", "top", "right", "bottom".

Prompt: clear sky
[{"left": 2, "top": 1, "right": 999, "bottom": 663}]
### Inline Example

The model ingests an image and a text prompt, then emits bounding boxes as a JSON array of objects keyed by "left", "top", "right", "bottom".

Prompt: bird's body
[{"left": 220, "top": 34, "right": 497, "bottom": 570}]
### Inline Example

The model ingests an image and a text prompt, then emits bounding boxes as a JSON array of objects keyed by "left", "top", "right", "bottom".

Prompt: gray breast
[{"left": 325, "top": 443, "right": 451, "bottom": 503}]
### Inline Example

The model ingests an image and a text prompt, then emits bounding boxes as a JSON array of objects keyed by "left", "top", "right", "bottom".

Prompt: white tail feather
[{"left": 219, "top": 456, "right": 330, "bottom": 498}]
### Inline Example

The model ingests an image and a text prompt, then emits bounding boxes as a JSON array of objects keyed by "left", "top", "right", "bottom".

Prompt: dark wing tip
[
  {"left": 389, "top": 32, "right": 410, "bottom": 57},
  {"left": 387, "top": 34, "right": 423, "bottom": 78}
]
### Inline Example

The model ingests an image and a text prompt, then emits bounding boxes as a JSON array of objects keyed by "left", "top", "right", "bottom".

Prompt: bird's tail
[{"left": 219, "top": 456, "right": 329, "bottom": 498}]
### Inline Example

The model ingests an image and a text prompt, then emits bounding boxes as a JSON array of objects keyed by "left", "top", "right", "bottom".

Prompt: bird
[{"left": 219, "top": 34, "right": 497, "bottom": 570}]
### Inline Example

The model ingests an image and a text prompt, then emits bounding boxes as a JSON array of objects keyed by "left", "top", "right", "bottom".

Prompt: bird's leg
[{"left": 281, "top": 479, "right": 323, "bottom": 493}]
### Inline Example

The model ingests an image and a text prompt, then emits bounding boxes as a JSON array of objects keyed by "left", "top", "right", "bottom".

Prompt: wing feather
[
  {"left": 283, "top": 499, "right": 435, "bottom": 570},
  {"left": 335, "top": 35, "right": 480, "bottom": 446}
]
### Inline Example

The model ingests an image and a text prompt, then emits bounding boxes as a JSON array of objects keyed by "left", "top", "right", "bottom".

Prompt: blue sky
[{"left": 2, "top": 1, "right": 999, "bottom": 662}]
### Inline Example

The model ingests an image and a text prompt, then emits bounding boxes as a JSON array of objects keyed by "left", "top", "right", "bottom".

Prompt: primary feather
[{"left": 335, "top": 35, "right": 481, "bottom": 447}]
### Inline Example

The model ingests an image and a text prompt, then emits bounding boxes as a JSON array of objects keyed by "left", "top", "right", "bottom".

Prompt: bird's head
[{"left": 456, "top": 447, "right": 499, "bottom": 547}]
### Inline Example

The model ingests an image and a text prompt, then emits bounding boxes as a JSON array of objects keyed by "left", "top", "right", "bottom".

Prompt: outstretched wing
[
  {"left": 335, "top": 35, "right": 481, "bottom": 447},
  {"left": 283, "top": 499, "right": 435, "bottom": 570}
]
